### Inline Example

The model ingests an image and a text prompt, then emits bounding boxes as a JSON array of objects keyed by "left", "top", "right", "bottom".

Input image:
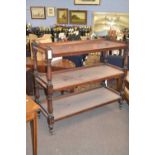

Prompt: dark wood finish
[
  {"left": 123, "top": 44, "right": 129, "bottom": 73},
  {"left": 26, "top": 67, "right": 34, "bottom": 95},
  {"left": 69, "top": 10, "right": 87, "bottom": 25},
  {"left": 26, "top": 96, "right": 40, "bottom": 155},
  {"left": 32, "top": 39, "right": 127, "bottom": 132},
  {"left": 116, "top": 77, "right": 122, "bottom": 92},
  {"left": 32, "top": 44, "right": 40, "bottom": 104},
  {"left": 46, "top": 48, "right": 54, "bottom": 132},
  {"left": 123, "top": 71, "right": 129, "bottom": 103},
  {"left": 35, "top": 39, "right": 127, "bottom": 57}
]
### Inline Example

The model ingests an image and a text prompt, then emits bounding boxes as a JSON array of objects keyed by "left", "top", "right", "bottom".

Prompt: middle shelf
[{"left": 36, "top": 63, "right": 124, "bottom": 91}]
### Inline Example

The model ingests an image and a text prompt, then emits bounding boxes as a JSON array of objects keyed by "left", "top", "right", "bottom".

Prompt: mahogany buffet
[{"left": 32, "top": 38, "right": 128, "bottom": 133}]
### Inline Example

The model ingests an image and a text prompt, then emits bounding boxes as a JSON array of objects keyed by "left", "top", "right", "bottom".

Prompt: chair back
[{"left": 29, "top": 34, "right": 52, "bottom": 61}]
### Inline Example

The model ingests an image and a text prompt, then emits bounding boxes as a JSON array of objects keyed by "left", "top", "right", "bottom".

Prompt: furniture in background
[
  {"left": 32, "top": 38, "right": 128, "bottom": 133},
  {"left": 26, "top": 57, "right": 75, "bottom": 72},
  {"left": 29, "top": 34, "right": 38, "bottom": 58},
  {"left": 26, "top": 25, "right": 92, "bottom": 66},
  {"left": 26, "top": 95, "right": 40, "bottom": 155},
  {"left": 26, "top": 67, "right": 34, "bottom": 95},
  {"left": 29, "top": 34, "right": 52, "bottom": 61}
]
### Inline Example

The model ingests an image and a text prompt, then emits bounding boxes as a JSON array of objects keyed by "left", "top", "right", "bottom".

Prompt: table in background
[{"left": 26, "top": 96, "right": 40, "bottom": 155}]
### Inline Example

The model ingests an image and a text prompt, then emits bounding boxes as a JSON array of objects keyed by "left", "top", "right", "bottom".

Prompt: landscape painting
[
  {"left": 70, "top": 10, "right": 87, "bottom": 24},
  {"left": 30, "top": 7, "right": 46, "bottom": 19}
]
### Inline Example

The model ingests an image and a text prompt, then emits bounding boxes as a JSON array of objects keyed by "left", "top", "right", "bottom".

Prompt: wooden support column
[
  {"left": 46, "top": 47, "right": 54, "bottom": 133},
  {"left": 32, "top": 42, "right": 40, "bottom": 104},
  {"left": 119, "top": 46, "right": 129, "bottom": 109},
  {"left": 123, "top": 45, "right": 129, "bottom": 74},
  {"left": 116, "top": 77, "right": 122, "bottom": 92},
  {"left": 101, "top": 50, "right": 108, "bottom": 87},
  {"left": 118, "top": 75, "right": 124, "bottom": 109}
]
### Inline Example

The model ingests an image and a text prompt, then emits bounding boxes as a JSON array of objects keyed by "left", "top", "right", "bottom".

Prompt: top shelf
[{"left": 36, "top": 38, "right": 127, "bottom": 57}]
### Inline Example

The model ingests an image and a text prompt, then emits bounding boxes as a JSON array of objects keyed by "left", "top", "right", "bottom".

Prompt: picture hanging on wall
[
  {"left": 69, "top": 10, "right": 87, "bottom": 24},
  {"left": 57, "top": 8, "right": 68, "bottom": 24},
  {"left": 47, "top": 7, "right": 55, "bottom": 17},
  {"left": 74, "top": 0, "right": 100, "bottom": 5},
  {"left": 30, "top": 6, "right": 46, "bottom": 19}
]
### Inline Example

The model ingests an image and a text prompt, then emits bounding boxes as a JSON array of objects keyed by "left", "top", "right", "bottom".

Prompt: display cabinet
[{"left": 32, "top": 38, "right": 128, "bottom": 133}]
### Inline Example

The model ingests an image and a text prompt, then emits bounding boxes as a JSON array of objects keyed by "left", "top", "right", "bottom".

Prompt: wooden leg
[
  {"left": 47, "top": 86, "right": 54, "bottom": 134},
  {"left": 47, "top": 114, "right": 54, "bottom": 134},
  {"left": 119, "top": 97, "right": 123, "bottom": 110},
  {"left": 116, "top": 78, "right": 122, "bottom": 92},
  {"left": 30, "top": 113, "right": 37, "bottom": 155},
  {"left": 34, "top": 81, "right": 40, "bottom": 104},
  {"left": 47, "top": 95, "right": 54, "bottom": 133},
  {"left": 116, "top": 77, "right": 124, "bottom": 109},
  {"left": 61, "top": 90, "right": 64, "bottom": 95}
]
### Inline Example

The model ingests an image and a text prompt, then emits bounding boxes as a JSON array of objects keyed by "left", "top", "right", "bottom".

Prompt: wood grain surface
[
  {"left": 36, "top": 39, "right": 127, "bottom": 57},
  {"left": 37, "top": 64, "right": 124, "bottom": 90},
  {"left": 41, "top": 87, "right": 120, "bottom": 121}
]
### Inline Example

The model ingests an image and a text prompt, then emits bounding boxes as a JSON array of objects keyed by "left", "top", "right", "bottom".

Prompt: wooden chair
[
  {"left": 52, "top": 58, "right": 76, "bottom": 68},
  {"left": 29, "top": 34, "right": 38, "bottom": 60},
  {"left": 29, "top": 34, "right": 52, "bottom": 61}
]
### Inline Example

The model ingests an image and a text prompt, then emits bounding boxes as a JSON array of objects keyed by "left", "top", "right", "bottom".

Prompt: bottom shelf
[{"left": 41, "top": 87, "right": 121, "bottom": 121}]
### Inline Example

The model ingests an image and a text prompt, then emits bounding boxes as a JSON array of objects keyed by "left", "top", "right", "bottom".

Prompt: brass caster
[
  {"left": 119, "top": 99, "right": 123, "bottom": 110},
  {"left": 119, "top": 103, "right": 122, "bottom": 110},
  {"left": 37, "top": 110, "right": 41, "bottom": 119},
  {"left": 35, "top": 98, "right": 40, "bottom": 104},
  {"left": 49, "top": 126, "right": 54, "bottom": 135}
]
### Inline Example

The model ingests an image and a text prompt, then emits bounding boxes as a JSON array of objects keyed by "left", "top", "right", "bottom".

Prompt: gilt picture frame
[
  {"left": 30, "top": 7, "right": 46, "bottom": 19},
  {"left": 69, "top": 10, "right": 87, "bottom": 25},
  {"left": 74, "top": 0, "right": 100, "bottom": 5},
  {"left": 57, "top": 8, "right": 68, "bottom": 24}
]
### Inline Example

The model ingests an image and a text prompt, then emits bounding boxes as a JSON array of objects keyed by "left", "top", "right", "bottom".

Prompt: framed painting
[
  {"left": 30, "top": 7, "right": 46, "bottom": 19},
  {"left": 69, "top": 10, "right": 87, "bottom": 24},
  {"left": 74, "top": 0, "right": 100, "bottom": 5},
  {"left": 47, "top": 7, "right": 55, "bottom": 17},
  {"left": 57, "top": 8, "right": 68, "bottom": 24}
]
